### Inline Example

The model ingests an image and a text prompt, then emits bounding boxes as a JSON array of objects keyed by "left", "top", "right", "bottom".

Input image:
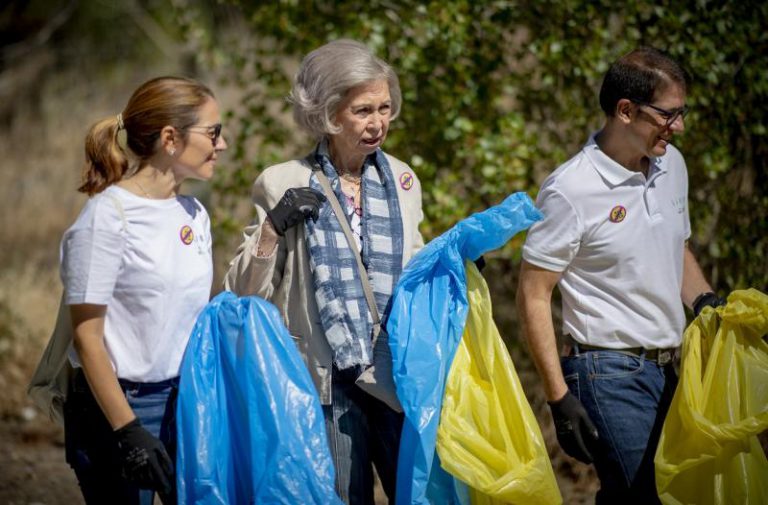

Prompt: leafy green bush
[{"left": 178, "top": 0, "right": 767, "bottom": 293}]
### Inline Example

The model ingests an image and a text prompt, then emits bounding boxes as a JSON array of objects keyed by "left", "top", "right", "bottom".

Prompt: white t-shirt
[
  {"left": 523, "top": 134, "right": 690, "bottom": 349},
  {"left": 61, "top": 185, "right": 213, "bottom": 381}
]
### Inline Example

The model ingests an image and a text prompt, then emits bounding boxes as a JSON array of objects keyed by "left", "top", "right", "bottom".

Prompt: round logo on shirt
[
  {"left": 179, "top": 225, "right": 194, "bottom": 245},
  {"left": 399, "top": 172, "right": 414, "bottom": 191},
  {"left": 609, "top": 205, "right": 627, "bottom": 223}
]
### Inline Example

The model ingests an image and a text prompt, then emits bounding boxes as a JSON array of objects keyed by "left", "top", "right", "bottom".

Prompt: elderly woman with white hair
[{"left": 225, "top": 39, "right": 424, "bottom": 504}]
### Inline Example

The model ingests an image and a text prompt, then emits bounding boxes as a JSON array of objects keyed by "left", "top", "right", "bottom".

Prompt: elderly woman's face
[{"left": 329, "top": 79, "right": 391, "bottom": 167}]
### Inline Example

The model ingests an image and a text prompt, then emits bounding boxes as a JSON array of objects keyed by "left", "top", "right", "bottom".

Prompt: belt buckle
[{"left": 657, "top": 350, "right": 672, "bottom": 366}]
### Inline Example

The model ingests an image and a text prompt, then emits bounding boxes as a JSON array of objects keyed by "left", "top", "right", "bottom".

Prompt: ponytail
[
  {"left": 77, "top": 76, "right": 214, "bottom": 195},
  {"left": 79, "top": 115, "right": 130, "bottom": 195}
]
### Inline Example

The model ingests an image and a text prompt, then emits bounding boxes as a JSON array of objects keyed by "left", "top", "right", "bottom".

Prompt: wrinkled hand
[
  {"left": 692, "top": 291, "right": 726, "bottom": 317},
  {"left": 114, "top": 419, "right": 174, "bottom": 499},
  {"left": 548, "top": 391, "right": 599, "bottom": 464},
  {"left": 267, "top": 187, "right": 327, "bottom": 235}
]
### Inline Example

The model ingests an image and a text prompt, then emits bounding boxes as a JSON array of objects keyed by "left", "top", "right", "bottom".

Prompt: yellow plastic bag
[
  {"left": 655, "top": 289, "right": 768, "bottom": 505},
  {"left": 436, "top": 263, "right": 561, "bottom": 505}
]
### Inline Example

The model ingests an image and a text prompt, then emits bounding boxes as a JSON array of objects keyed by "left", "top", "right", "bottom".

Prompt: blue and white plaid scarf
[{"left": 305, "top": 140, "right": 404, "bottom": 369}]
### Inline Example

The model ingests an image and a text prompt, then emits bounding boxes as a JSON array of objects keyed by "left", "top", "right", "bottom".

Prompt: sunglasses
[{"left": 186, "top": 123, "right": 223, "bottom": 145}]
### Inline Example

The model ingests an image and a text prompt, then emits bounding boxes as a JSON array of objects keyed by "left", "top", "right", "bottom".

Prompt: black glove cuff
[
  {"left": 265, "top": 211, "right": 287, "bottom": 236},
  {"left": 114, "top": 418, "right": 141, "bottom": 435},
  {"left": 693, "top": 291, "right": 725, "bottom": 317},
  {"left": 546, "top": 391, "right": 571, "bottom": 408}
]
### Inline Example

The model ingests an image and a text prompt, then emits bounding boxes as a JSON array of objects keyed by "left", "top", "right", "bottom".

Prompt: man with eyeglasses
[{"left": 517, "top": 47, "right": 724, "bottom": 504}]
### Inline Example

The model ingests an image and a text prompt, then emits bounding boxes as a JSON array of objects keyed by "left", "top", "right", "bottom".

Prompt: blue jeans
[
  {"left": 64, "top": 370, "right": 179, "bottom": 505},
  {"left": 323, "top": 365, "right": 404, "bottom": 505},
  {"left": 561, "top": 350, "right": 677, "bottom": 505}
]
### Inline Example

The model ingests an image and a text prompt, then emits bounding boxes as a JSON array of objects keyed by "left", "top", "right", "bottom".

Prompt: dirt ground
[{"left": 0, "top": 415, "right": 80, "bottom": 505}]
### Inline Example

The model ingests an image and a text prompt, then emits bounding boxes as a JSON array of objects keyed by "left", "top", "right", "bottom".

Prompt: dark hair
[
  {"left": 79, "top": 76, "right": 215, "bottom": 195},
  {"left": 599, "top": 47, "right": 688, "bottom": 116}
]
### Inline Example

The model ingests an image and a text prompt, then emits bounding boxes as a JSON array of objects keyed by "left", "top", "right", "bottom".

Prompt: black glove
[
  {"left": 267, "top": 187, "right": 327, "bottom": 235},
  {"left": 114, "top": 418, "right": 174, "bottom": 499},
  {"left": 692, "top": 291, "right": 726, "bottom": 317},
  {"left": 548, "top": 391, "right": 599, "bottom": 464}
]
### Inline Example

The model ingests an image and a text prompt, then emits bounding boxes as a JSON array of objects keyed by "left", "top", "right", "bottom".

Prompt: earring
[{"left": 168, "top": 146, "right": 176, "bottom": 156}]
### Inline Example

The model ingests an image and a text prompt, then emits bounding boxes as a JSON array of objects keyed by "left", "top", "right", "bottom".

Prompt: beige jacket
[{"left": 225, "top": 153, "right": 425, "bottom": 404}]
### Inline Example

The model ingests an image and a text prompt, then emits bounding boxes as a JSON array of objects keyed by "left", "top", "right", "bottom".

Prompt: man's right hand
[
  {"left": 267, "top": 187, "right": 327, "bottom": 235},
  {"left": 548, "top": 391, "right": 599, "bottom": 463}
]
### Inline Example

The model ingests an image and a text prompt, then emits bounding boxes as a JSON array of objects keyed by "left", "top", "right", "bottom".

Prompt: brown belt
[{"left": 565, "top": 337, "right": 677, "bottom": 366}]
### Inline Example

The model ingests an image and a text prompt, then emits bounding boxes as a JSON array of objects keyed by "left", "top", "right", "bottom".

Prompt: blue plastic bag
[
  {"left": 388, "top": 192, "right": 542, "bottom": 504},
  {"left": 176, "top": 291, "right": 342, "bottom": 505}
]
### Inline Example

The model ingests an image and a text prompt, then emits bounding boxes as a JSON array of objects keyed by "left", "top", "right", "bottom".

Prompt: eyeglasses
[
  {"left": 631, "top": 100, "right": 689, "bottom": 127},
  {"left": 186, "top": 123, "right": 223, "bottom": 145}
]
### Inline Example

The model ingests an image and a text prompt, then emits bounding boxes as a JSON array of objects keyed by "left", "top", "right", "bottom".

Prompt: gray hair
[{"left": 289, "top": 39, "right": 402, "bottom": 138}]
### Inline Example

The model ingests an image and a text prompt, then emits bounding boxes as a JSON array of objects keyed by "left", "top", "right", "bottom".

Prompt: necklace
[
  {"left": 133, "top": 179, "right": 152, "bottom": 198},
  {"left": 340, "top": 172, "right": 361, "bottom": 193},
  {"left": 339, "top": 175, "right": 362, "bottom": 216},
  {"left": 339, "top": 171, "right": 362, "bottom": 184},
  {"left": 328, "top": 142, "right": 363, "bottom": 183},
  {"left": 339, "top": 171, "right": 362, "bottom": 200},
  {"left": 341, "top": 185, "right": 363, "bottom": 217}
]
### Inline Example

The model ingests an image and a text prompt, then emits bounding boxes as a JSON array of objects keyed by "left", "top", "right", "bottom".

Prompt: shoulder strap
[{"left": 307, "top": 157, "right": 382, "bottom": 342}]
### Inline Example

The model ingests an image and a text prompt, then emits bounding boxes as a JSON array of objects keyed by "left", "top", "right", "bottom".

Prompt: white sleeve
[
  {"left": 61, "top": 196, "right": 126, "bottom": 305},
  {"left": 193, "top": 197, "right": 213, "bottom": 248},
  {"left": 681, "top": 159, "right": 691, "bottom": 241},
  {"left": 522, "top": 186, "right": 582, "bottom": 272},
  {"left": 204, "top": 203, "right": 214, "bottom": 249}
]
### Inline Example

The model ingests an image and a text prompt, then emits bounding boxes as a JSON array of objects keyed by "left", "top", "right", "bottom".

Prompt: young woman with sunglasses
[{"left": 60, "top": 76, "right": 226, "bottom": 504}]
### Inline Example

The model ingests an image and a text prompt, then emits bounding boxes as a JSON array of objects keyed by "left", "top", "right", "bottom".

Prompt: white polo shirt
[
  {"left": 61, "top": 185, "right": 213, "bottom": 382},
  {"left": 523, "top": 134, "right": 690, "bottom": 349}
]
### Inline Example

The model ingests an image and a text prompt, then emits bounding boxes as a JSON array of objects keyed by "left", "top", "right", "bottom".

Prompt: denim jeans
[
  {"left": 561, "top": 349, "right": 677, "bottom": 505},
  {"left": 323, "top": 365, "right": 404, "bottom": 505},
  {"left": 64, "top": 370, "right": 179, "bottom": 505}
]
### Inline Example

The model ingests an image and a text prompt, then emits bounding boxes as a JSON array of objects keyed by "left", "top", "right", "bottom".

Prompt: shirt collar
[{"left": 583, "top": 132, "right": 667, "bottom": 187}]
